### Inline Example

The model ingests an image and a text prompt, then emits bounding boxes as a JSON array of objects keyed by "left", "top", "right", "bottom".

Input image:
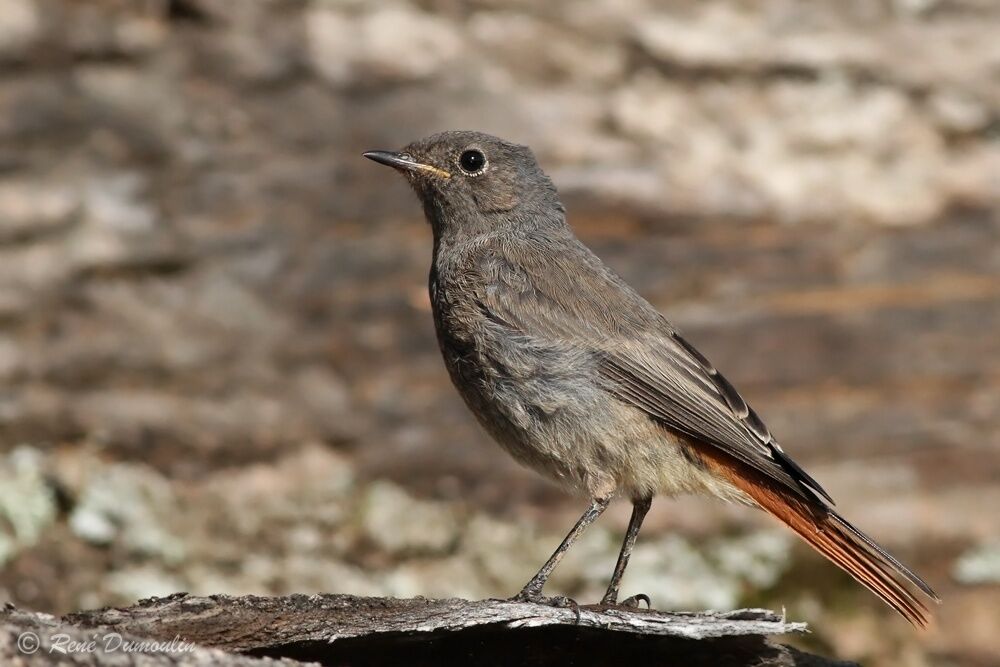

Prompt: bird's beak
[{"left": 363, "top": 151, "right": 451, "bottom": 179}]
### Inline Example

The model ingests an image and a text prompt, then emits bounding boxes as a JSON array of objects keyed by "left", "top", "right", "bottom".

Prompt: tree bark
[{"left": 0, "top": 594, "right": 855, "bottom": 666}]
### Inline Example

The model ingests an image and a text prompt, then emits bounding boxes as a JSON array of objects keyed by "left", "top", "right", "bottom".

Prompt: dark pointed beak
[{"left": 363, "top": 150, "right": 451, "bottom": 179}]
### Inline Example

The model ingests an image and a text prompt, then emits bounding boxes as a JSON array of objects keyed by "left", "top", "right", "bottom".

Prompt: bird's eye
[{"left": 459, "top": 149, "right": 487, "bottom": 175}]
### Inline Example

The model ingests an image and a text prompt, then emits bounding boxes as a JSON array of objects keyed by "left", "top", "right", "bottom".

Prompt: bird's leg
[
  {"left": 601, "top": 496, "right": 653, "bottom": 607},
  {"left": 512, "top": 496, "right": 612, "bottom": 606}
]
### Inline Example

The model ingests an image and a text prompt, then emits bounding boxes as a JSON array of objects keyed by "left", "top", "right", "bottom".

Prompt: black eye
[{"left": 459, "top": 149, "right": 486, "bottom": 174}]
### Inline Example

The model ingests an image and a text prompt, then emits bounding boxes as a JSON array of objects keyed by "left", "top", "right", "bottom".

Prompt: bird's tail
[{"left": 699, "top": 448, "right": 940, "bottom": 627}]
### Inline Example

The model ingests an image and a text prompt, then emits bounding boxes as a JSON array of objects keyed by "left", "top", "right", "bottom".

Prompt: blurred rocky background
[{"left": 0, "top": 0, "right": 997, "bottom": 664}]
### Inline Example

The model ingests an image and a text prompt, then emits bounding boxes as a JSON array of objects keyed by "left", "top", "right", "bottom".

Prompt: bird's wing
[
  {"left": 472, "top": 236, "right": 833, "bottom": 505},
  {"left": 471, "top": 236, "right": 945, "bottom": 623}
]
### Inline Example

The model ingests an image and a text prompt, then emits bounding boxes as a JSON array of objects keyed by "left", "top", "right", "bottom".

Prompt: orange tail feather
[{"left": 699, "top": 448, "right": 937, "bottom": 627}]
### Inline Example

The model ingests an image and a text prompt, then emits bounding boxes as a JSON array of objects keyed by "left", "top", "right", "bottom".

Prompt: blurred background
[{"left": 0, "top": 0, "right": 997, "bottom": 664}]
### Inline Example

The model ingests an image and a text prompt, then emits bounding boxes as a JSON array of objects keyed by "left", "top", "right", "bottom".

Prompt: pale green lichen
[
  {"left": 953, "top": 540, "right": 1000, "bottom": 584},
  {"left": 358, "top": 481, "right": 462, "bottom": 556},
  {"left": 69, "top": 463, "right": 186, "bottom": 565},
  {"left": 711, "top": 530, "right": 794, "bottom": 590},
  {"left": 0, "top": 447, "right": 58, "bottom": 566}
]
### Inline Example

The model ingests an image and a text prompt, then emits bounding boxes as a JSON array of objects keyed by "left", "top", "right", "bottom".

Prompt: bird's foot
[
  {"left": 598, "top": 592, "right": 652, "bottom": 610},
  {"left": 509, "top": 587, "right": 583, "bottom": 623},
  {"left": 509, "top": 589, "right": 578, "bottom": 609}
]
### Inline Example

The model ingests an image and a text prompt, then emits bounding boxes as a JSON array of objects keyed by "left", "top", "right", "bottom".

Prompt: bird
[{"left": 363, "top": 131, "right": 940, "bottom": 626}]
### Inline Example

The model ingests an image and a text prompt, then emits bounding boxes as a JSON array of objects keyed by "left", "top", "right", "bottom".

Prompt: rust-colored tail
[{"left": 700, "top": 448, "right": 940, "bottom": 627}]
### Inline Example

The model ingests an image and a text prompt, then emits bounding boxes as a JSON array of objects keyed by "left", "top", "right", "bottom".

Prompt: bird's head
[{"left": 364, "top": 131, "right": 563, "bottom": 239}]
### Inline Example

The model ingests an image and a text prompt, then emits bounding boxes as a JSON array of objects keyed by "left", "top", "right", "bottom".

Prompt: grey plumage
[{"left": 363, "top": 131, "right": 939, "bottom": 624}]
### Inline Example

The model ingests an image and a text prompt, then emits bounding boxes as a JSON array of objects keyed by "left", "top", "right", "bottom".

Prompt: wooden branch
[{"left": 1, "top": 594, "right": 856, "bottom": 666}]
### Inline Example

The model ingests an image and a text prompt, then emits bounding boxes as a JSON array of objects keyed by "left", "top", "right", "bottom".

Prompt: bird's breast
[{"left": 430, "top": 272, "right": 596, "bottom": 427}]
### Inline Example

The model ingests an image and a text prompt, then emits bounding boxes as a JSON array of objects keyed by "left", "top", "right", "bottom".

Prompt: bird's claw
[
  {"left": 620, "top": 593, "right": 652, "bottom": 609},
  {"left": 599, "top": 592, "right": 652, "bottom": 610}
]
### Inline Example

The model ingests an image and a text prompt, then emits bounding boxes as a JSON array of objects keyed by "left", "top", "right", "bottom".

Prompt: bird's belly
[{"left": 435, "top": 319, "right": 665, "bottom": 498}]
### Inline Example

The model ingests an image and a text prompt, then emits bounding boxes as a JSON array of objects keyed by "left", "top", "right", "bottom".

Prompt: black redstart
[{"left": 364, "top": 131, "right": 939, "bottom": 626}]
